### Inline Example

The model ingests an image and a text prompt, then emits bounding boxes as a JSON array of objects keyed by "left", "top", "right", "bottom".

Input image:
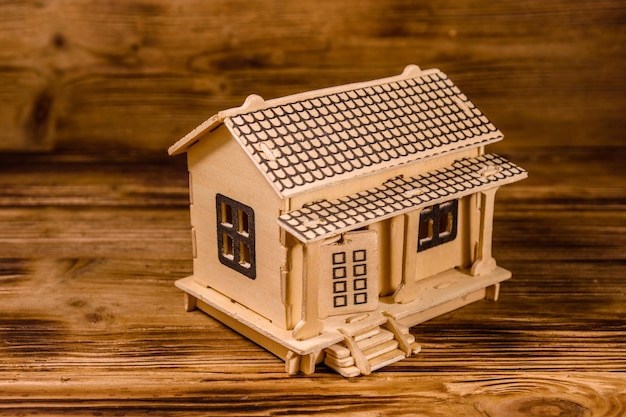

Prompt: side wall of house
[{"left": 187, "top": 125, "right": 288, "bottom": 328}]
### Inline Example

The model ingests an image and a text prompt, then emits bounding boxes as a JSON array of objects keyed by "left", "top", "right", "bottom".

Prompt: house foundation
[{"left": 177, "top": 265, "right": 510, "bottom": 376}]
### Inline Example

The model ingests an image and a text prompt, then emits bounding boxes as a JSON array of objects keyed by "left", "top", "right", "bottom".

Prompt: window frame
[
  {"left": 417, "top": 199, "right": 458, "bottom": 252},
  {"left": 216, "top": 194, "right": 256, "bottom": 279}
]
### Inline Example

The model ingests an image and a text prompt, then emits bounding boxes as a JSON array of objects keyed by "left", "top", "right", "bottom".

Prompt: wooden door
[{"left": 318, "top": 230, "right": 379, "bottom": 319}]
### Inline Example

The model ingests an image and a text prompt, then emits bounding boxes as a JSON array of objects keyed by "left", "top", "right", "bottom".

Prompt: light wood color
[
  {"left": 0, "top": 149, "right": 624, "bottom": 413},
  {"left": 186, "top": 124, "right": 289, "bottom": 328},
  {"left": 327, "top": 324, "right": 418, "bottom": 377},
  {"left": 318, "top": 230, "right": 379, "bottom": 319},
  {"left": 167, "top": 63, "right": 525, "bottom": 378},
  {"left": 338, "top": 328, "right": 372, "bottom": 376},
  {"left": 471, "top": 187, "right": 499, "bottom": 276},
  {"left": 292, "top": 240, "right": 324, "bottom": 340},
  {"left": 382, "top": 313, "right": 419, "bottom": 357},
  {"left": 392, "top": 210, "right": 420, "bottom": 304}
]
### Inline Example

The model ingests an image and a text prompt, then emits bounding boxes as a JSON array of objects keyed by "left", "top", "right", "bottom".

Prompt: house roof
[
  {"left": 169, "top": 66, "right": 503, "bottom": 198},
  {"left": 278, "top": 153, "right": 527, "bottom": 243}
]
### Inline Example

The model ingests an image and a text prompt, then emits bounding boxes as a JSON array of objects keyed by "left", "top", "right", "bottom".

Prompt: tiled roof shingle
[
  {"left": 225, "top": 69, "right": 502, "bottom": 198},
  {"left": 278, "top": 153, "right": 527, "bottom": 243}
]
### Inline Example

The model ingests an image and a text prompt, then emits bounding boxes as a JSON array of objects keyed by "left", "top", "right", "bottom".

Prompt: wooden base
[{"left": 176, "top": 266, "right": 511, "bottom": 376}]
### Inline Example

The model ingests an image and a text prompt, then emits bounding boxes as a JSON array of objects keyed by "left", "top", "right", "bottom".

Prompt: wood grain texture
[
  {"left": 0, "top": 148, "right": 624, "bottom": 415},
  {"left": 0, "top": 0, "right": 624, "bottom": 150},
  {"left": 1, "top": 1, "right": 624, "bottom": 413}
]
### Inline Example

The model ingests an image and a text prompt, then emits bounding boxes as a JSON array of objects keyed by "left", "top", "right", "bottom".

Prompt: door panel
[{"left": 319, "top": 230, "right": 379, "bottom": 319}]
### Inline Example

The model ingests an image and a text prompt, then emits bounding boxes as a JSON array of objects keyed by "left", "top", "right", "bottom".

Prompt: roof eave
[
  {"left": 168, "top": 94, "right": 271, "bottom": 156},
  {"left": 276, "top": 131, "right": 504, "bottom": 199},
  {"left": 278, "top": 153, "right": 526, "bottom": 243},
  {"left": 167, "top": 114, "right": 223, "bottom": 156}
]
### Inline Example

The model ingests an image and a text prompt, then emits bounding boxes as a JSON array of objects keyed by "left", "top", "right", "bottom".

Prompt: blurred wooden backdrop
[{"left": 1, "top": 0, "right": 624, "bottom": 152}]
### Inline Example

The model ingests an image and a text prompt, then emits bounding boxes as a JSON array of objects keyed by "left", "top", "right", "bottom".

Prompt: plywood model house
[{"left": 169, "top": 65, "right": 527, "bottom": 377}]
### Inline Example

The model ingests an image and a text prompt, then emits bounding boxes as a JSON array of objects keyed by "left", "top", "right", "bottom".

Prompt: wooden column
[
  {"left": 393, "top": 209, "right": 421, "bottom": 304},
  {"left": 471, "top": 187, "right": 499, "bottom": 276},
  {"left": 292, "top": 240, "right": 324, "bottom": 340}
]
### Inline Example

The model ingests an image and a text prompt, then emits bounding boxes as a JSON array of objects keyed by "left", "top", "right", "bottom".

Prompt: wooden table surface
[
  {"left": 1, "top": 0, "right": 624, "bottom": 414},
  {"left": 0, "top": 147, "right": 624, "bottom": 416}
]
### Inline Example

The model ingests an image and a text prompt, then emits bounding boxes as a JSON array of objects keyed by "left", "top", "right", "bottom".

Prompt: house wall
[
  {"left": 284, "top": 148, "right": 482, "bottom": 315},
  {"left": 413, "top": 195, "right": 473, "bottom": 281},
  {"left": 186, "top": 125, "right": 289, "bottom": 328},
  {"left": 364, "top": 195, "right": 474, "bottom": 295}
]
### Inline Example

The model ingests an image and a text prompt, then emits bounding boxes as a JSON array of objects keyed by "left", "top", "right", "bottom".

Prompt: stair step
[
  {"left": 369, "top": 349, "right": 406, "bottom": 372},
  {"left": 324, "top": 352, "right": 354, "bottom": 368},
  {"left": 396, "top": 322, "right": 410, "bottom": 335},
  {"left": 325, "top": 343, "right": 351, "bottom": 359},
  {"left": 356, "top": 328, "right": 394, "bottom": 350},
  {"left": 323, "top": 318, "right": 421, "bottom": 377},
  {"left": 325, "top": 337, "right": 403, "bottom": 369},
  {"left": 353, "top": 326, "right": 380, "bottom": 342},
  {"left": 362, "top": 339, "right": 398, "bottom": 360},
  {"left": 324, "top": 361, "right": 361, "bottom": 378},
  {"left": 325, "top": 328, "right": 396, "bottom": 359},
  {"left": 325, "top": 343, "right": 415, "bottom": 377}
]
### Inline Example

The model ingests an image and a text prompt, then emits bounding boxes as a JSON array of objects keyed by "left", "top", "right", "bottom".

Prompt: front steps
[{"left": 324, "top": 317, "right": 421, "bottom": 377}]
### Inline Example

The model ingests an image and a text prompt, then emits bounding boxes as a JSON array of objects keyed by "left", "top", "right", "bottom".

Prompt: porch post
[
  {"left": 471, "top": 187, "right": 499, "bottom": 276},
  {"left": 393, "top": 209, "right": 421, "bottom": 304},
  {"left": 292, "top": 240, "right": 324, "bottom": 340}
]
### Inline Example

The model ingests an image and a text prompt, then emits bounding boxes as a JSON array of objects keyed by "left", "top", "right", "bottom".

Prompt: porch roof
[{"left": 277, "top": 153, "right": 527, "bottom": 243}]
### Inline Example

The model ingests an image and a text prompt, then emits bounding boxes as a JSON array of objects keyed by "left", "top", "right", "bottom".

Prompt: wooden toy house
[{"left": 169, "top": 65, "right": 527, "bottom": 377}]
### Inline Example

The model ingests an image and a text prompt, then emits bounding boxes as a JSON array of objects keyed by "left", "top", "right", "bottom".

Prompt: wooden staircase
[{"left": 323, "top": 316, "right": 421, "bottom": 377}]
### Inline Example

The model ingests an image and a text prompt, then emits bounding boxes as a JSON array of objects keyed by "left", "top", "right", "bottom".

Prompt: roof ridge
[
  {"left": 218, "top": 65, "right": 439, "bottom": 119},
  {"left": 169, "top": 65, "right": 438, "bottom": 156}
]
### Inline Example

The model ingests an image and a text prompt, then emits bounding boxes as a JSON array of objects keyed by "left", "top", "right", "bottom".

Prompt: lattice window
[
  {"left": 332, "top": 249, "right": 369, "bottom": 309},
  {"left": 417, "top": 200, "right": 458, "bottom": 252},
  {"left": 216, "top": 194, "right": 256, "bottom": 279}
]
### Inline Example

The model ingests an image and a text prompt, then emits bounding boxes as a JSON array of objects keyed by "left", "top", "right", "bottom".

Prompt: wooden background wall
[{"left": 1, "top": 0, "right": 624, "bottom": 152}]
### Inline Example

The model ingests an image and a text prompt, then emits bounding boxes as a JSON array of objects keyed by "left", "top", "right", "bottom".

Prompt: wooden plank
[
  {"left": 0, "top": 153, "right": 192, "bottom": 259},
  {"left": 0, "top": 0, "right": 623, "bottom": 150},
  {"left": 0, "top": 148, "right": 624, "bottom": 413},
  {"left": 0, "top": 152, "right": 189, "bottom": 207},
  {"left": 0, "top": 373, "right": 623, "bottom": 415},
  {"left": 0, "top": 207, "right": 191, "bottom": 259}
]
